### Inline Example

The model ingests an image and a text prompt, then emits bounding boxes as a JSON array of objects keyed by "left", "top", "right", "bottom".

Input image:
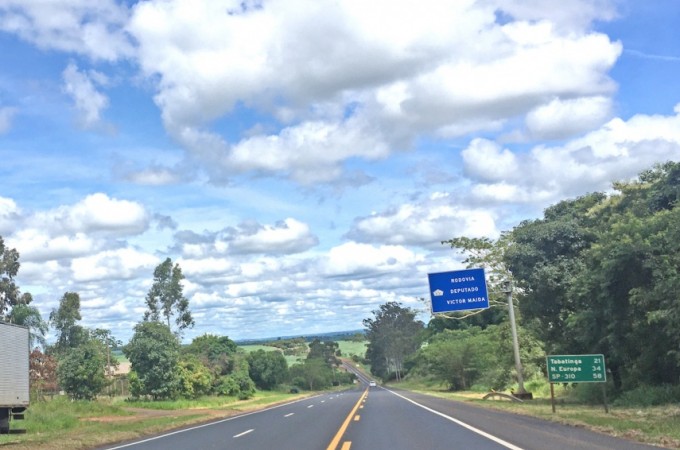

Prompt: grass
[
  {"left": 393, "top": 379, "right": 680, "bottom": 449},
  {"left": 337, "top": 340, "right": 367, "bottom": 358},
  {"left": 0, "top": 390, "right": 311, "bottom": 450}
]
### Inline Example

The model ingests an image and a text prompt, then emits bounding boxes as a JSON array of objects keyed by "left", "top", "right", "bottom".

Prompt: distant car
[{"left": 369, "top": 380, "right": 377, "bottom": 387}]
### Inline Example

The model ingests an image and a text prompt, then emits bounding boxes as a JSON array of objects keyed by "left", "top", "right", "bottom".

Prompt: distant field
[
  {"left": 239, "top": 344, "right": 279, "bottom": 353},
  {"left": 239, "top": 344, "right": 304, "bottom": 366},
  {"left": 239, "top": 340, "right": 367, "bottom": 366},
  {"left": 338, "top": 340, "right": 367, "bottom": 358}
]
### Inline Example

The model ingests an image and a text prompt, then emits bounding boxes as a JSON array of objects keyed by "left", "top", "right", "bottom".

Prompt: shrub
[{"left": 613, "top": 384, "right": 680, "bottom": 407}]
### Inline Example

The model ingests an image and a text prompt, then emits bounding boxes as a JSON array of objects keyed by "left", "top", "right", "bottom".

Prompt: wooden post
[
  {"left": 550, "top": 382, "right": 556, "bottom": 413},
  {"left": 602, "top": 384, "right": 609, "bottom": 413}
]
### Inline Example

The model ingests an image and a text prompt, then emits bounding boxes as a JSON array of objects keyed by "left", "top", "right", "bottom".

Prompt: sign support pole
[
  {"left": 602, "top": 384, "right": 609, "bottom": 413},
  {"left": 550, "top": 383, "right": 556, "bottom": 413},
  {"left": 503, "top": 281, "right": 526, "bottom": 395}
]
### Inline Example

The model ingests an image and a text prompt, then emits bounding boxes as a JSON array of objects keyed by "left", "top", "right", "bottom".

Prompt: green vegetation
[
  {"left": 362, "top": 162, "right": 680, "bottom": 402},
  {"left": 337, "top": 340, "right": 367, "bottom": 358},
  {"left": 364, "top": 302, "right": 424, "bottom": 381}
]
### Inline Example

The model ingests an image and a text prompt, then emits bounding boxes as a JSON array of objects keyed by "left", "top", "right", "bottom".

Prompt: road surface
[{"left": 99, "top": 384, "right": 666, "bottom": 450}]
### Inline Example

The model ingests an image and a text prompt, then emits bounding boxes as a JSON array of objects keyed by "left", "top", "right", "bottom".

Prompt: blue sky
[{"left": 1, "top": 0, "right": 679, "bottom": 343}]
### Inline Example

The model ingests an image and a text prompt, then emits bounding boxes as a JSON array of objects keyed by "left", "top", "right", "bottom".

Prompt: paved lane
[
  {"left": 334, "top": 386, "right": 666, "bottom": 450},
  {"left": 99, "top": 390, "right": 362, "bottom": 450}
]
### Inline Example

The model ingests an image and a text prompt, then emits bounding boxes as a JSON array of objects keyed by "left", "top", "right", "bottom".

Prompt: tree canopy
[
  {"left": 49, "top": 292, "right": 86, "bottom": 354},
  {"left": 144, "top": 257, "right": 194, "bottom": 334},
  {"left": 124, "top": 321, "right": 181, "bottom": 400},
  {"left": 363, "top": 301, "right": 424, "bottom": 381},
  {"left": 505, "top": 161, "right": 680, "bottom": 390}
]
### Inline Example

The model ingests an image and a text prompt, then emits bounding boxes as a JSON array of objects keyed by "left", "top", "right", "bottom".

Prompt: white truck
[{"left": 0, "top": 322, "right": 29, "bottom": 434}]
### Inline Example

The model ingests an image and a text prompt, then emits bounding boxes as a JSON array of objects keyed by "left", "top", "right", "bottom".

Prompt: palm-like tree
[{"left": 8, "top": 302, "right": 48, "bottom": 349}]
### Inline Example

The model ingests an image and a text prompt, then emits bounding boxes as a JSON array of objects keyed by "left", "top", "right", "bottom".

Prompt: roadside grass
[
  {"left": 393, "top": 379, "right": 680, "bottom": 449},
  {"left": 0, "top": 390, "right": 311, "bottom": 450},
  {"left": 124, "top": 390, "right": 307, "bottom": 411}
]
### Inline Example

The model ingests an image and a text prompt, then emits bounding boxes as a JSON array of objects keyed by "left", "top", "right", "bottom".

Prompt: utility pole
[{"left": 503, "top": 280, "right": 531, "bottom": 398}]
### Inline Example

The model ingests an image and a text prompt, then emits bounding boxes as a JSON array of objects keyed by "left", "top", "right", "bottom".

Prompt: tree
[
  {"left": 0, "top": 236, "right": 22, "bottom": 319},
  {"left": 247, "top": 349, "right": 289, "bottom": 390},
  {"left": 504, "top": 162, "right": 680, "bottom": 391},
  {"left": 29, "top": 348, "right": 58, "bottom": 399},
  {"left": 8, "top": 303, "right": 48, "bottom": 348},
  {"left": 90, "top": 328, "right": 121, "bottom": 377},
  {"left": 49, "top": 292, "right": 86, "bottom": 354},
  {"left": 363, "top": 302, "right": 424, "bottom": 381},
  {"left": 124, "top": 321, "right": 180, "bottom": 400},
  {"left": 144, "top": 258, "right": 194, "bottom": 335},
  {"left": 290, "top": 358, "right": 333, "bottom": 391},
  {"left": 307, "top": 339, "right": 339, "bottom": 366},
  {"left": 57, "top": 337, "right": 110, "bottom": 400}
]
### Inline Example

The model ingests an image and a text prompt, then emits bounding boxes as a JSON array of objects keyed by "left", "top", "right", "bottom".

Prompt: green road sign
[{"left": 546, "top": 354, "right": 606, "bottom": 383}]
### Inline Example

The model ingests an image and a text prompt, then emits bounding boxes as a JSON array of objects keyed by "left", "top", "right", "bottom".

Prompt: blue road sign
[{"left": 428, "top": 268, "right": 489, "bottom": 313}]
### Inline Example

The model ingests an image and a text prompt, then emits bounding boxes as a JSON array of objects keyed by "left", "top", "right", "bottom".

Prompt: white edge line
[
  {"left": 233, "top": 428, "right": 254, "bottom": 438},
  {"left": 386, "top": 389, "right": 524, "bottom": 450},
  {"left": 284, "top": 413, "right": 295, "bottom": 417},
  {"left": 104, "top": 394, "right": 322, "bottom": 449}
]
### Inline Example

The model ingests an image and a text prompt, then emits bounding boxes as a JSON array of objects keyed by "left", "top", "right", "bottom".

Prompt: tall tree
[
  {"left": 49, "top": 291, "right": 86, "bottom": 353},
  {"left": 307, "top": 339, "right": 339, "bottom": 366},
  {"left": 8, "top": 302, "right": 48, "bottom": 348},
  {"left": 363, "top": 302, "right": 424, "bottom": 381},
  {"left": 144, "top": 258, "right": 194, "bottom": 334},
  {"left": 0, "top": 236, "right": 21, "bottom": 319}
]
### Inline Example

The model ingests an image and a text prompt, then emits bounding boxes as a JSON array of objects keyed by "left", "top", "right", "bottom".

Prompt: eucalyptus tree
[
  {"left": 0, "top": 236, "right": 21, "bottom": 319},
  {"left": 49, "top": 291, "right": 86, "bottom": 354},
  {"left": 144, "top": 257, "right": 194, "bottom": 335},
  {"left": 363, "top": 302, "right": 424, "bottom": 381}
]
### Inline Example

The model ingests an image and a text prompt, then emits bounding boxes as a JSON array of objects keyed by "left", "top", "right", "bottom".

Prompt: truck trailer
[{"left": 0, "top": 322, "right": 29, "bottom": 434}]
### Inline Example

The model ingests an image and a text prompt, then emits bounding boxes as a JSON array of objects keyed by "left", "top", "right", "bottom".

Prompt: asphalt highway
[{"left": 99, "top": 382, "right": 666, "bottom": 450}]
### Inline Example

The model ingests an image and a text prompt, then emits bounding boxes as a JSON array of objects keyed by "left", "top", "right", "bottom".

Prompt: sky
[{"left": 1, "top": 0, "right": 679, "bottom": 344}]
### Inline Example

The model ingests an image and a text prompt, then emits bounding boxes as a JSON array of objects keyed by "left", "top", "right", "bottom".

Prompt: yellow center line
[
  {"left": 341, "top": 442, "right": 352, "bottom": 450},
  {"left": 326, "top": 388, "right": 368, "bottom": 450}
]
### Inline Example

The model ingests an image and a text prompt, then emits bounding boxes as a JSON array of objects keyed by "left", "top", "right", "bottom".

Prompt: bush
[
  {"left": 57, "top": 339, "right": 110, "bottom": 400},
  {"left": 216, "top": 372, "right": 256, "bottom": 399},
  {"left": 567, "top": 381, "right": 613, "bottom": 405},
  {"left": 177, "top": 357, "right": 214, "bottom": 399},
  {"left": 124, "top": 322, "right": 180, "bottom": 400},
  {"left": 613, "top": 384, "right": 680, "bottom": 407}
]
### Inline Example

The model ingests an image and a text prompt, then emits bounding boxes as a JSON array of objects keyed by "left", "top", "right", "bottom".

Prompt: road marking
[
  {"left": 284, "top": 413, "right": 295, "bottom": 417},
  {"left": 326, "top": 388, "right": 368, "bottom": 450},
  {"left": 321, "top": 400, "right": 326, "bottom": 403},
  {"left": 308, "top": 405, "right": 314, "bottom": 408},
  {"left": 386, "top": 390, "right": 524, "bottom": 450},
  {"left": 104, "top": 394, "right": 322, "bottom": 449},
  {"left": 233, "top": 429, "right": 254, "bottom": 438},
  {"left": 341, "top": 442, "right": 352, "bottom": 450},
  {"left": 353, "top": 415, "right": 360, "bottom": 421}
]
